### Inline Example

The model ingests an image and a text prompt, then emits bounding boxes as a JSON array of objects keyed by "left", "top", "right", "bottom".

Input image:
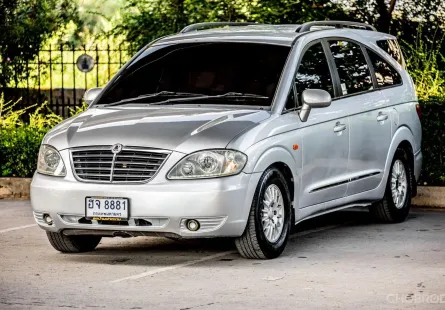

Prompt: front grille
[{"left": 71, "top": 146, "right": 170, "bottom": 183}]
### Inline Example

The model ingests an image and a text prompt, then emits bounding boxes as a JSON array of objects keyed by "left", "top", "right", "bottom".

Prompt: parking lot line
[
  {"left": 0, "top": 224, "right": 37, "bottom": 234},
  {"left": 110, "top": 224, "right": 344, "bottom": 284},
  {"left": 110, "top": 250, "right": 235, "bottom": 284},
  {"left": 289, "top": 224, "right": 343, "bottom": 239}
]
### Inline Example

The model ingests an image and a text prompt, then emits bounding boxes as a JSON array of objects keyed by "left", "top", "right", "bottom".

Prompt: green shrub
[
  {"left": 0, "top": 127, "right": 47, "bottom": 177},
  {"left": 419, "top": 97, "right": 445, "bottom": 186},
  {"left": 403, "top": 36, "right": 445, "bottom": 102},
  {"left": 0, "top": 95, "right": 85, "bottom": 177}
]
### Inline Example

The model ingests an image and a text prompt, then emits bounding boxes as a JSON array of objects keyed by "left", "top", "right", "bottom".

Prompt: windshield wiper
[
  {"left": 217, "top": 92, "right": 269, "bottom": 99},
  {"left": 149, "top": 92, "right": 269, "bottom": 105},
  {"left": 103, "top": 91, "right": 206, "bottom": 107}
]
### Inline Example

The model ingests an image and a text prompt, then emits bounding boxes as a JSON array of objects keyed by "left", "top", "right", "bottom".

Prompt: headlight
[
  {"left": 167, "top": 150, "right": 247, "bottom": 179},
  {"left": 37, "top": 145, "right": 66, "bottom": 177}
]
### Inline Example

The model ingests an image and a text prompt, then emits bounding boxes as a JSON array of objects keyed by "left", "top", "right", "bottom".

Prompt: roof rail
[
  {"left": 180, "top": 22, "right": 261, "bottom": 33},
  {"left": 298, "top": 21, "right": 377, "bottom": 32}
]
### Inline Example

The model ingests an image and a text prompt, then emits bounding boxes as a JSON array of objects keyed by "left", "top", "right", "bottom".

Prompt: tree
[
  {"left": 250, "top": 0, "right": 348, "bottom": 25},
  {"left": 0, "top": 0, "right": 77, "bottom": 87},
  {"left": 112, "top": 0, "right": 349, "bottom": 50},
  {"left": 346, "top": 0, "right": 445, "bottom": 33},
  {"left": 346, "top": 0, "right": 445, "bottom": 65}
]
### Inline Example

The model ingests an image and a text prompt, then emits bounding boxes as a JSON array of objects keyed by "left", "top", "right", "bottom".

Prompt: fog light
[
  {"left": 186, "top": 219, "right": 200, "bottom": 231},
  {"left": 43, "top": 214, "right": 53, "bottom": 225}
]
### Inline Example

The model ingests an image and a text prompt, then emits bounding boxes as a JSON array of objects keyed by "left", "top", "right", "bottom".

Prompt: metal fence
[{"left": 1, "top": 44, "right": 135, "bottom": 118}]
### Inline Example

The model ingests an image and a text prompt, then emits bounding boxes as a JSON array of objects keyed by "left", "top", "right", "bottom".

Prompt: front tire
[
  {"left": 46, "top": 232, "right": 102, "bottom": 253},
  {"left": 235, "top": 167, "right": 292, "bottom": 259},
  {"left": 370, "top": 148, "right": 412, "bottom": 223}
]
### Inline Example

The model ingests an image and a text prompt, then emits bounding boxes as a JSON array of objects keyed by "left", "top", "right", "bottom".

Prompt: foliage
[
  {"left": 400, "top": 35, "right": 445, "bottom": 185},
  {"left": 112, "top": 0, "right": 348, "bottom": 50},
  {"left": 0, "top": 94, "right": 85, "bottom": 177},
  {"left": 0, "top": 0, "right": 78, "bottom": 87},
  {"left": 339, "top": 0, "right": 445, "bottom": 32},
  {"left": 419, "top": 97, "right": 445, "bottom": 186},
  {"left": 0, "top": 126, "right": 47, "bottom": 177},
  {"left": 339, "top": 0, "right": 445, "bottom": 60},
  {"left": 403, "top": 35, "right": 445, "bottom": 101},
  {"left": 250, "top": 0, "right": 348, "bottom": 24},
  {"left": 112, "top": 0, "right": 445, "bottom": 70}
]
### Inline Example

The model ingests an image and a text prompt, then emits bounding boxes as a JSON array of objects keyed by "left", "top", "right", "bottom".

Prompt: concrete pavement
[{"left": 1, "top": 200, "right": 445, "bottom": 309}]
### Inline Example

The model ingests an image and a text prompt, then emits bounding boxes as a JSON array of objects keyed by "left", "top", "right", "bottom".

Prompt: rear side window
[
  {"left": 295, "top": 42, "right": 335, "bottom": 103},
  {"left": 377, "top": 39, "right": 405, "bottom": 67},
  {"left": 367, "top": 48, "right": 402, "bottom": 88},
  {"left": 328, "top": 40, "right": 373, "bottom": 96}
]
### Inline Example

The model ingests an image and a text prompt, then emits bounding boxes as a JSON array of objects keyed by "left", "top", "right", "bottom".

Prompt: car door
[
  {"left": 324, "top": 39, "right": 392, "bottom": 196},
  {"left": 294, "top": 41, "right": 351, "bottom": 210}
]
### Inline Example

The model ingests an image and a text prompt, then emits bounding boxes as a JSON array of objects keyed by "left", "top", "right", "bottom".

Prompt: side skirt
[{"left": 294, "top": 202, "right": 371, "bottom": 226}]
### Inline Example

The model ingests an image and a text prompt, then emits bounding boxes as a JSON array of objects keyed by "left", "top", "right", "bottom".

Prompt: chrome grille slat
[
  {"left": 114, "top": 161, "right": 162, "bottom": 165},
  {"left": 75, "top": 167, "right": 112, "bottom": 170},
  {"left": 77, "top": 173, "right": 113, "bottom": 177},
  {"left": 73, "top": 154, "right": 114, "bottom": 158},
  {"left": 113, "top": 168, "right": 158, "bottom": 172},
  {"left": 73, "top": 160, "right": 111, "bottom": 165},
  {"left": 113, "top": 155, "right": 165, "bottom": 160},
  {"left": 71, "top": 146, "right": 170, "bottom": 184}
]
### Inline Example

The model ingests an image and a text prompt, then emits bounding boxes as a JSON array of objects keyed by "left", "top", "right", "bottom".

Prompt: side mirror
[
  {"left": 299, "top": 89, "right": 332, "bottom": 122},
  {"left": 83, "top": 88, "right": 103, "bottom": 106}
]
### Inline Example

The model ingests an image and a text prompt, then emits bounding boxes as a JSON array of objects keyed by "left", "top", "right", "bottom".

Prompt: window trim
[{"left": 282, "top": 38, "right": 339, "bottom": 114}]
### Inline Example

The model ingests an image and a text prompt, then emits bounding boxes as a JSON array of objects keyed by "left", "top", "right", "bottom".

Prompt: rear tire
[
  {"left": 370, "top": 148, "right": 412, "bottom": 223},
  {"left": 235, "top": 167, "right": 292, "bottom": 259},
  {"left": 46, "top": 232, "right": 101, "bottom": 253}
]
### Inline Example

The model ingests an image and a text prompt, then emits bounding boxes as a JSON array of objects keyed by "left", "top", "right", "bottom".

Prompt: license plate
[{"left": 85, "top": 197, "right": 129, "bottom": 221}]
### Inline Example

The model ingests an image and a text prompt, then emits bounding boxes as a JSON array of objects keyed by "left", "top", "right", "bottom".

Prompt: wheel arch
[
  {"left": 378, "top": 126, "right": 417, "bottom": 198},
  {"left": 396, "top": 140, "right": 417, "bottom": 196},
  {"left": 248, "top": 146, "right": 299, "bottom": 208},
  {"left": 240, "top": 146, "right": 300, "bottom": 229}
]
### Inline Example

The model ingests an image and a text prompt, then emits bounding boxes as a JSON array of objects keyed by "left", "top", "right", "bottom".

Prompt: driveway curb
[
  {"left": 0, "top": 178, "right": 31, "bottom": 200},
  {"left": 411, "top": 186, "right": 445, "bottom": 209}
]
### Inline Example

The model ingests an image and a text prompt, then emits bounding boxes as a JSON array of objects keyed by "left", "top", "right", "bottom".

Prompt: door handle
[
  {"left": 377, "top": 112, "right": 388, "bottom": 122},
  {"left": 333, "top": 122, "right": 347, "bottom": 133}
]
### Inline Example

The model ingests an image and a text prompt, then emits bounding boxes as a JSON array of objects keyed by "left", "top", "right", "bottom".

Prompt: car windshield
[{"left": 95, "top": 42, "right": 290, "bottom": 107}]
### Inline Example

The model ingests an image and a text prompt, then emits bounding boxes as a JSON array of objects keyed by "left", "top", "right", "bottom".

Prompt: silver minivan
[{"left": 31, "top": 21, "right": 422, "bottom": 259}]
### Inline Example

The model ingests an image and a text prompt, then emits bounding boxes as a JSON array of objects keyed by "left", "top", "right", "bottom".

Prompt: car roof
[{"left": 153, "top": 25, "right": 396, "bottom": 47}]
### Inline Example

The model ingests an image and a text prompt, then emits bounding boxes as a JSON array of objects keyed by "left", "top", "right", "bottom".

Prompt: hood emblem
[{"left": 111, "top": 143, "right": 123, "bottom": 154}]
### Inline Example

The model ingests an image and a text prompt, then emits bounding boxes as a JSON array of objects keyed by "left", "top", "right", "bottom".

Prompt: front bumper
[{"left": 31, "top": 167, "right": 261, "bottom": 238}]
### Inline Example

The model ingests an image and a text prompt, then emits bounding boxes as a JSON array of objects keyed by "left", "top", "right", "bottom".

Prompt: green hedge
[
  {"left": 419, "top": 97, "right": 445, "bottom": 186},
  {"left": 0, "top": 127, "right": 47, "bottom": 177},
  {"left": 0, "top": 97, "right": 73, "bottom": 178}
]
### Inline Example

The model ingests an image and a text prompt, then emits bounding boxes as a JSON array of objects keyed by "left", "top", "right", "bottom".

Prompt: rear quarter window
[
  {"left": 367, "top": 48, "right": 402, "bottom": 88},
  {"left": 376, "top": 39, "right": 406, "bottom": 68}
]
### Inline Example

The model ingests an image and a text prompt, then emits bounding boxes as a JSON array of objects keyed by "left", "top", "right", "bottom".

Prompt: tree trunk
[
  {"left": 375, "top": 0, "right": 392, "bottom": 33},
  {"left": 172, "top": 0, "right": 186, "bottom": 32}
]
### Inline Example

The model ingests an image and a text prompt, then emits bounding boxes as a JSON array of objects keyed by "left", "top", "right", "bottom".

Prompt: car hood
[{"left": 44, "top": 106, "right": 270, "bottom": 154}]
